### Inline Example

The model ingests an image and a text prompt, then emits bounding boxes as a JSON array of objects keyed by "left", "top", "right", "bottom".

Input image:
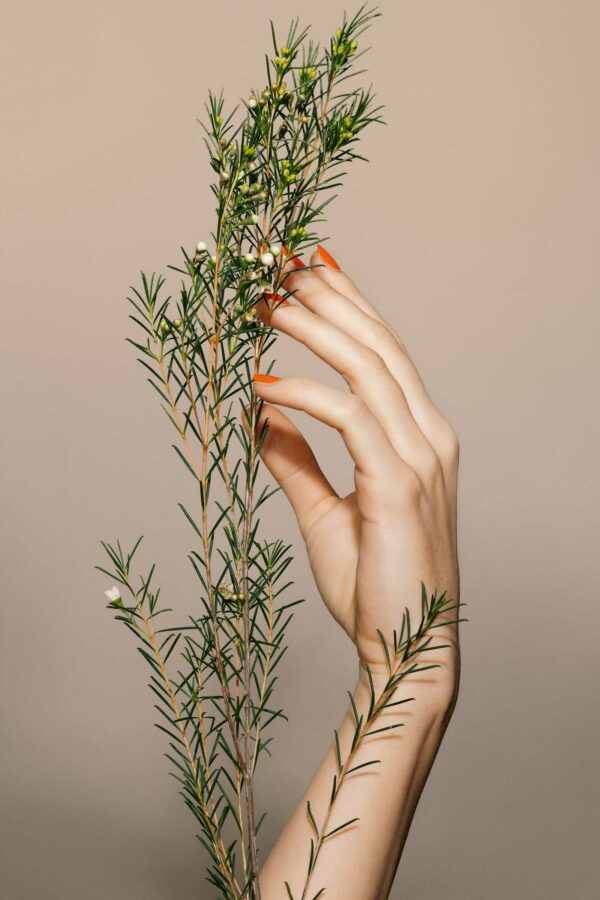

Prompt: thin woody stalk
[
  {"left": 97, "top": 545, "right": 241, "bottom": 894},
  {"left": 155, "top": 301, "right": 246, "bottom": 774},
  {"left": 241, "top": 390, "right": 261, "bottom": 894}
]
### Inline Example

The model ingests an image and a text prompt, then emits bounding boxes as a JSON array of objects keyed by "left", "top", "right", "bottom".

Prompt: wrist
[{"left": 354, "top": 650, "right": 460, "bottom": 722}]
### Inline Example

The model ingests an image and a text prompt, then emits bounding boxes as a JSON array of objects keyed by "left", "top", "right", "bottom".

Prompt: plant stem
[
  {"left": 300, "top": 610, "right": 453, "bottom": 899},
  {"left": 123, "top": 574, "right": 241, "bottom": 897}
]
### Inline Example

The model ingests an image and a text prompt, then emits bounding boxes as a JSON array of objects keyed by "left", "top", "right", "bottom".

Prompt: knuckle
[
  {"left": 395, "top": 468, "right": 424, "bottom": 507},
  {"left": 437, "top": 422, "right": 460, "bottom": 466},
  {"left": 420, "top": 449, "right": 444, "bottom": 488},
  {"left": 377, "top": 323, "right": 402, "bottom": 354},
  {"left": 348, "top": 348, "right": 387, "bottom": 379},
  {"left": 342, "top": 394, "right": 367, "bottom": 423}
]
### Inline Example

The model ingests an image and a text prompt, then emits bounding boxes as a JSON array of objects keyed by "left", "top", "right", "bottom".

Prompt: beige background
[{"left": 1, "top": 1, "right": 599, "bottom": 897}]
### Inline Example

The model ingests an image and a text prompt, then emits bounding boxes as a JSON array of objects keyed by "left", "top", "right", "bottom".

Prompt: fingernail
[
  {"left": 282, "top": 246, "right": 305, "bottom": 267},
  {"left": 253, "top": 373, "right": 281, "bottom": 384},
  {"left": 316, "top": 243, "right": 340, "bottom": 271},
  {"left": 264, "top": 292, "right": 290, "bottom": 307}
]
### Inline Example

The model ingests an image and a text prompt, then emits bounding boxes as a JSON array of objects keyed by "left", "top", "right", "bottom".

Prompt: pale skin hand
[{"left": 252, "top": 245, "right": 461, "bottom": 899}]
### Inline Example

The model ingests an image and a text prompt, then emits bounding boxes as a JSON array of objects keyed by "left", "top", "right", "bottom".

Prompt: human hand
[{"left": 252, "top": 245, "right": 460, "bottom": 689}]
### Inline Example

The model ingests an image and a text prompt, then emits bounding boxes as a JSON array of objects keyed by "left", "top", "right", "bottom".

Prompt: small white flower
[
  {"left": 105, "top": 586, "right": 121, "bottom": 603},
  {"left": 244, "top": 252, "right": 255, "bottom": 264},
  {"left": 248, "top": 98, "right": 257, "bottom": 109},
  {"left": 196, "top": 241, "right": 207, "bottom": 253},
  {"left": 260, "top": 252, "right": 274, "bottom": 267},
  {"left": 269, "top": 244, "right": 281, "bottom": 257},
  {"left": 210, "top": 255, "right": 218, "bottom": 264}
]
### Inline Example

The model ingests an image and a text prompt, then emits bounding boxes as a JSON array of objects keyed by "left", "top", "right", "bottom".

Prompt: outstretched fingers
[
  {"left": 280, "top": 247, "right": 459, "bottom": 484},
  {"left": 258, "top": 301, "right": 440, "bottom": 480}
]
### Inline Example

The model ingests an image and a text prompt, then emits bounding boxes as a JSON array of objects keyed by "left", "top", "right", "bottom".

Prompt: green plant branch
[
  {"left": 99, "top": 7, "right": 384, "bottom": 897},
  {"left": 294, "top": 587, "right": 465, "bottom": 900},
  {"left": 98, "top": 544, "right": 241, "bottom": 896}
]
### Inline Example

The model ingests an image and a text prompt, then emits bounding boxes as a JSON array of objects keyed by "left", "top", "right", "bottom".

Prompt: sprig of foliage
[
  {"left": 289, "top": 587, "right": 466, "bottom": 900},
  {"left": 98, "top": 5, "right": 383, "bottom": 898}
]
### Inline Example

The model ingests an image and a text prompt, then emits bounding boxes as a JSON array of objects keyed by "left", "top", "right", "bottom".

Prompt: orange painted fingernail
[
  {"left": 282, "top": 246, "right": 305, "bottom": 267},
  {"left": 253, "top": 373, "right": 281, "bottom": 384},
  {"left": 264, "top": 292, "right": 290, "bottom": 306},
  {"left": 316, "top": 244, "right": 340, "bottom": 271}
]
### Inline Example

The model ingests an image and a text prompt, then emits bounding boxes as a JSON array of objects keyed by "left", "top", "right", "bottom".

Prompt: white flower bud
[
  {"left": 196, "top": 241, "right": 207, "bottom": 253},
  {"left": 269, "top": 244, "right": 281, "bottom": 257},
  {"left": 260, "top": 252, "right": 274, "bottom": 267},
  {"left": 248, "top": 98, "right": 257, "bottom": 109},
  {"left": 250, "top": 214, "right": 259, "bottom": 224},
  {"left": 244, "top": 252, "right": 255, "bottom": 264}
]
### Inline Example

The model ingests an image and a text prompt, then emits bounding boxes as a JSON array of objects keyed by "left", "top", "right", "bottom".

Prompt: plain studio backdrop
[{"left": 1, "top": 1, "right": 598, "bottom": 898}]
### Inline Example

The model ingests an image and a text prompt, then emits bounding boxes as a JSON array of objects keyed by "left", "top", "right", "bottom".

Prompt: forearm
[{"left": 260, "top": 662, "right": 457, "bottom": 899}]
